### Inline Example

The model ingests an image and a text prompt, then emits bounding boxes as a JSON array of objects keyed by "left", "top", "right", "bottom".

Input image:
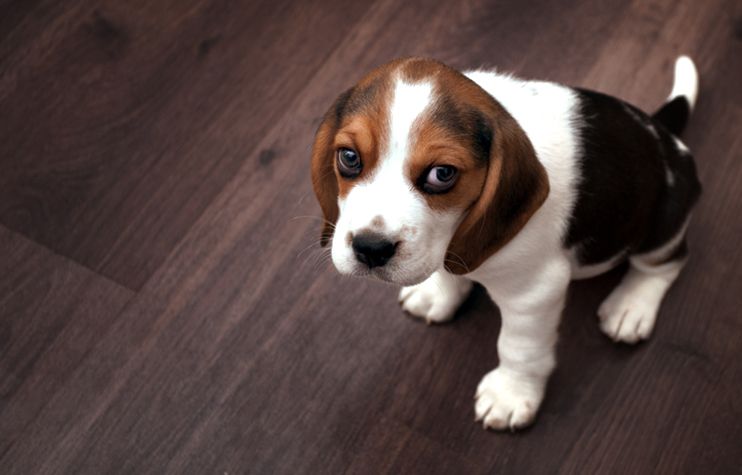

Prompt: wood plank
[
  {"left": 0, "top": 0, "right": 376, "bottom": 290},
  {"left": 0, "top": 225, "right": 133, "bottom": 464},
  {"left": 0, "top": 0, "right": 740, "bottom": 472}
]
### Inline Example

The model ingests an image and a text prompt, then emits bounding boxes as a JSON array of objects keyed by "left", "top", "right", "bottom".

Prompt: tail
[{"left": 652, "top": 55, "right": 698, "bottom": 136}]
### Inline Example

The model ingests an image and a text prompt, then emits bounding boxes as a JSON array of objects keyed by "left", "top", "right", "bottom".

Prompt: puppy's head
[{"left": 311, "top": 58, "right": 548, "bottom": 285}]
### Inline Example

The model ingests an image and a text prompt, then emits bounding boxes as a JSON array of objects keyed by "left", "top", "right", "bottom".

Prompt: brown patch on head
[
  {"left": 312, "top": 57, "right": 549, "bottom": 267},
  {"left": 390, "top": 59, "right": 495, "bottom": 218},
  {"left": 395, "top": 58, "right": 550, "bottom": 273}
]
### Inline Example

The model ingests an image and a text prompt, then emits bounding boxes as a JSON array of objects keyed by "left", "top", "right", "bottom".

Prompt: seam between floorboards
[
  {"left": 128, "top": 0, "right": 385, "bottom": 294},
  {"left": 0, "top": 222, "right": 139, "bottom": 295}
]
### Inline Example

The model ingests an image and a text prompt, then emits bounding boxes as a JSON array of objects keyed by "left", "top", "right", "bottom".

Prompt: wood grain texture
[
  {"left": 0, "top": 0, "right": 376, "bottom": 290},
  {"left": 0, "top": 225, "right": 134, "bottom": 464},
  {"left": 1, "top": 0, "right": 741, "bottom": 473}
]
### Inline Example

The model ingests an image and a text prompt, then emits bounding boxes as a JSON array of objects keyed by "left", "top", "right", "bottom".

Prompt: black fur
[
  {"left": 431, "top": 94, "right": 466, "bottom": 135},
  {"left": 329, "top": 87, "right": 355, "bottom": 128},
  {"left": 652, "top": 96, "right": 691, "bottom": 136},
  {"left": 565, "top": 89, "right": 701, "bottom": 265},
  {"left": 470, "top": 109, "right": 494, "bottom": 164},
  {"left": 328, "top": 79, "right": 384, "bottom": 129},
  {"left": 431, "top": 95, "right": 493, "bottom": 163}
]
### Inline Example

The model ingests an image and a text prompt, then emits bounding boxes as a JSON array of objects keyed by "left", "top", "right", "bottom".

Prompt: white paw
[
  {"left": 598, "top": 290, "right": 659, "bottom": 344},
  {"left": 474, "top": 369, "right": 545, "bottom": 431},
  {"left": 398, "top": 272, "right": 472, "bottom": 324}
]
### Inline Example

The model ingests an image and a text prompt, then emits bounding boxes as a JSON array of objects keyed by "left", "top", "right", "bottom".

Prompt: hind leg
[{"left": 598, "top": 227, "right": 689, "bottom": 344}]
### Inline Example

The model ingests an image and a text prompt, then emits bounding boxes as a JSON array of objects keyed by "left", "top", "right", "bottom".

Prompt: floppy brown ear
[
  {"left": 311, "top": 88, "right": 354, "bottom": 246},
  {"left": 445, "top": 107, "right": 550, "bottom": 274}
]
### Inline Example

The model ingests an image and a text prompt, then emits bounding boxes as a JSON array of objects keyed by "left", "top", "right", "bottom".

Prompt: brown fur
[
  {"left": 310, "top": 63, "right": 398, "bottom": 245},
  {"left": 311, "top": 58, "right": 549, "bottom": 273},
  {"left": 445, "top": 112, "right": 550, "bottom": 274}
]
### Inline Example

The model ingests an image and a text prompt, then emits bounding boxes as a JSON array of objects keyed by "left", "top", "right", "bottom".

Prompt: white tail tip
[{"left": 669, "top": 55, "right": 698, "bottom": 110}]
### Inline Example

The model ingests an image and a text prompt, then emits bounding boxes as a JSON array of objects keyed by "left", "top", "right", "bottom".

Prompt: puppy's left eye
[
  {"left": 337, "top": 148, "right": 362, "bottom": 178},
  {"left": 422, "top": 165, "right": 458, "bottom": 193}
]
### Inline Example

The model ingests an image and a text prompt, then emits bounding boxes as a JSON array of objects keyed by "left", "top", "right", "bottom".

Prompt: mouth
[
  {"left": 349, "top": 265, "right": 393, "bottom": 283},
  {"left": 369, "top": 267, "right": 396, "bottom": 283},
  {"left": 348, "top": 264, "right": 430, "bottom": 287}
]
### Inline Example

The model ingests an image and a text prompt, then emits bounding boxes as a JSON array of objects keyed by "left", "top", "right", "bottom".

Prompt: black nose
[{"left": 352, "top": 233, "right": 397, "bottom": 268}]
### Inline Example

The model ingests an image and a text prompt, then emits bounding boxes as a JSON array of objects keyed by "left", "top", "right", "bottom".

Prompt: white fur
[
  {"left": 569, "top": 249, "right": 626, "bottom": 280},
  {"left": 665, "top": 163, "right": 676, "bottom": 186},
  {"left": 331, "top": 61, "right": 693, "bottom": 431},
  {"left": 331, "top": 79, "right": 461, "bottom": 286},
  {"left": 598, "top": 258, "right": 684, "bottom": 343},
  {"left": 598, "top": 217, "right": 688, "bottom": 343},
  {"left": 674, "top": 136, "right": 691, "bottom": 154},
  {"left": 462, "top": 71, "right": 581, "bottom": 429},
  {"left": 669, "top": 55, "right": 698, "bottom": 110},
  {"left": 399, "top": 271, "right": 473, "bottom": 323}
]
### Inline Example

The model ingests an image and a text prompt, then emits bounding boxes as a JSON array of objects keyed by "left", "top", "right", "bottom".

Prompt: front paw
[
  {"left": 474, "top": 369, "right": 545, "bottom": 431},
  {"left": 398, "top": 273, "right": 472, "bottom": 324}
]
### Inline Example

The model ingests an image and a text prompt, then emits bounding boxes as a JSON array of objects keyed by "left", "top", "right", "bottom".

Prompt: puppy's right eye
[
  {"left": 421, "top": 165, "right": 458, "bottom": 194},
  {"left": 337, "top": 148, "right": 362, "bottom": 178}
]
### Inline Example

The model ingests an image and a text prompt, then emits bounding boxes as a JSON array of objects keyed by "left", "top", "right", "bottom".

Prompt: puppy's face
[{"left": 311, "top": 58, "right": 548, "bottom": 285}]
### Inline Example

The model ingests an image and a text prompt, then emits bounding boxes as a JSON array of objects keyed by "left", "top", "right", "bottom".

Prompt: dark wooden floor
[{"left": 1, "top": 0, "right": 741, "bottom": 473}]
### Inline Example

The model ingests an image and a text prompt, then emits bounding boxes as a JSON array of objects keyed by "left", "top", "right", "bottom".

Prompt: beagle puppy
[{"left": 310, "top": 57, "right": 701, "bottom": 431}]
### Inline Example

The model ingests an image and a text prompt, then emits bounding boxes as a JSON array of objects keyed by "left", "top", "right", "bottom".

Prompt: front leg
[
  {"left": 399, "top": 270, "right": 473, "bottom": 324},
  {"left": 474, "top": 258, "right": 570, "bottom": 430}
]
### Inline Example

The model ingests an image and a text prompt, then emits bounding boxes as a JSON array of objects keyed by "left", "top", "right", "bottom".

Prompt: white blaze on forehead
[
  {"left": 386, "top": 79, "right": 434, "bottom": 161},
  {"left": 330, "top": 76, "right": 463, "bottom": 284},
  {"left": 337, "top": 78, "right": 436, "bottom": 237}
]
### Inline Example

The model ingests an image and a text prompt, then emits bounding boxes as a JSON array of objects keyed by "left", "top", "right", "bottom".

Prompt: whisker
[
  {"left": 444, "top": 250, "right": 470, "bottom": 273},
  {"left": 290, "top": 215, "right": 337, "bottom": 232},
  {"left": 296, "top": 240, "right": 322, "bottom": 260}
]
